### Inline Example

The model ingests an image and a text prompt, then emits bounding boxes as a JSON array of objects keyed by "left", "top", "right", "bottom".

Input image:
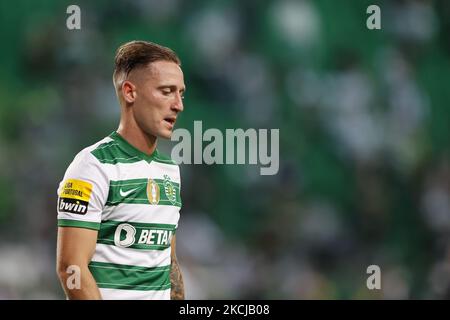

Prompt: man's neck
[{"left": 116, "top": 124, "right": 157, "bottom": 156}]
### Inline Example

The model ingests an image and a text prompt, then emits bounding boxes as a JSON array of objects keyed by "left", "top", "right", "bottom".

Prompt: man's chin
[{"left": 158, "top": 130, "right": 172, "bottom": 140}]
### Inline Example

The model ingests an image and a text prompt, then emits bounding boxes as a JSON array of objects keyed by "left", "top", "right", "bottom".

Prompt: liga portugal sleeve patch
[{"left": 58, "top": 179, "right": 93, "bottom": 215}]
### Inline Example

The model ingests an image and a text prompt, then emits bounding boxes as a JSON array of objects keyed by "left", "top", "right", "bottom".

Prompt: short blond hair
[{"left": 113, "top": 40, "right": 181, "bottom": 84}]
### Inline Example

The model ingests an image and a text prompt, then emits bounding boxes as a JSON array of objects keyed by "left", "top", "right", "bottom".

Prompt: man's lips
[{"left": 164, "top": 117, "right": 176, "bottom": 126}]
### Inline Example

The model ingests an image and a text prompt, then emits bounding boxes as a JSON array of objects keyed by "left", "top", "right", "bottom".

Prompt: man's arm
[
  {"left": 56, "top": 227, "right": 102, "bottom": 299},
  {"left": 170, "top": 235, "right": 185, "bottom": 300}
]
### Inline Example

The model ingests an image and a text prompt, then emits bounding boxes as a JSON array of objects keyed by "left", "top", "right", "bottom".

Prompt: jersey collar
[{"left": 109, "top": 131, "right": 159, "bottom": 163}]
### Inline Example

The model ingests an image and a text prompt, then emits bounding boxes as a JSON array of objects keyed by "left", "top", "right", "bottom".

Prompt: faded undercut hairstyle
[{"left": 113, "top": 40, "right": 181, "bottom": 89}]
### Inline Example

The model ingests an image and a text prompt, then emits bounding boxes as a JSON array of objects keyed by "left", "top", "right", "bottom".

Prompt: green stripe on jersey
[
  {"left": 91, "top": 141, "right": 141, "bottom": 164},
  {"left": 106, "top": 178, "right": 181, "bottom": 207},
  {"left": 97, "top": 220, "right": 176, "bottom": 250},
  {"left": 89, "top": 261, "right": 171, "bottom": 291},
  {"left": 90, "top": 132, "right": 177, "bottom": 165}
]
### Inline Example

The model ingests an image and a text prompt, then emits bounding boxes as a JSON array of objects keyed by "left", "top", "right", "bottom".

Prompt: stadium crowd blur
[{"left": 0, "top": 0, "right": 449, "bottom": 299}]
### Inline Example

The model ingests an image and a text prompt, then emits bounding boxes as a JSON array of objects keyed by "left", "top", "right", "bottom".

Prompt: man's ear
[{"left": 122, "top": 80, "right": 136, "bottom": 104}]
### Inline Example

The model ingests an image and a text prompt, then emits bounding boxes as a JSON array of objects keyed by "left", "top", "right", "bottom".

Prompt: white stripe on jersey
[
  {"left": 100, "top": 288, "right": 170, "bottom": 300},
  {"left": 102, "top": 203, "right": 180, "bottom": 226},
  {"left": 100, "top": 159, "right": 181, "bottom": 183},
  {"left": 91, "top": 244, "right": 172, "bottom": 268}
]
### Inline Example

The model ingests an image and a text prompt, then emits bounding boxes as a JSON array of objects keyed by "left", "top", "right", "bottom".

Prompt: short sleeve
[{"left": 57, "top": 151, "right": 109, "bottom": 231}]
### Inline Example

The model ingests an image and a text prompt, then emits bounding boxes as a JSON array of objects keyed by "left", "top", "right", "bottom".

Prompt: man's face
[{"left": 130, "top": 60, "right": 185, "bottom": 139}]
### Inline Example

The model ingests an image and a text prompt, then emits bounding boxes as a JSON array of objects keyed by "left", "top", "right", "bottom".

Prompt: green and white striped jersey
[{"left": 57, "top": 131, "right": 181, "bottom": 300}]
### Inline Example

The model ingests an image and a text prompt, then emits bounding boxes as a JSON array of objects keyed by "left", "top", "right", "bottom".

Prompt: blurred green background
[{"left": 0, "top": 0, "right": 449, "bottom": 299}]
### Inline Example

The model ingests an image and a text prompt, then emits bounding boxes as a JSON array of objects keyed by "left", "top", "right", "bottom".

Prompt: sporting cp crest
[
  {"left": 146, "top": 178, "right": 160, "bottom": 205},
  {"left": 163, "top": 175, "right": 177, "bottom": 205}
]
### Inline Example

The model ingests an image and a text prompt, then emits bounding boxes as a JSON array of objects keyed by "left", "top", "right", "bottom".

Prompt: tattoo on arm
[{"left": 170, "top": 257, "right": 185, "bottom": 300}]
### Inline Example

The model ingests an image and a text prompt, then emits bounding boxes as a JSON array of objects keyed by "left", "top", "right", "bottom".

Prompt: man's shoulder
[
  {"left": 88, "top": 135, "right": 128, "bottom": 164},
  {"left": 60, "top": 136, "right": 113, "bottom": 182},
  {"left": 71, "top": 135, "right": 113, "bottom": 166}
]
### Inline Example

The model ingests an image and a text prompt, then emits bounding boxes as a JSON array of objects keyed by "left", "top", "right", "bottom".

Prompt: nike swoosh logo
[{"left": 119, "top": 188, "right": 139, "bottom": 197}]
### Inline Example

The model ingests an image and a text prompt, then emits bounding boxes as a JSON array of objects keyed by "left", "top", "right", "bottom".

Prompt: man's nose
[{"left": 172, "top": 94, "right": 184, "bottom": 112}]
